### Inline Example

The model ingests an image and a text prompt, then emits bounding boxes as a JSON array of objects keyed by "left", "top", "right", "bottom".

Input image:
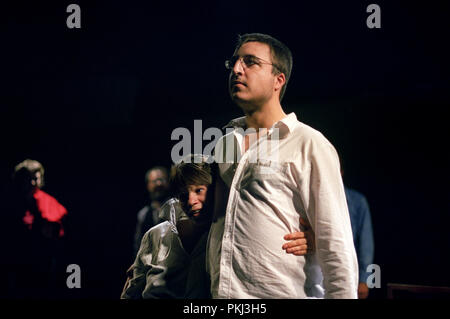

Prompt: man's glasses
[{"left": 225, "top": 55, "right": 280, "bottom": 72}]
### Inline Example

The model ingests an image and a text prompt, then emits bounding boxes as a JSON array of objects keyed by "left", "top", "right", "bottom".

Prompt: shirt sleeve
[
  {"left": 120, "top": 231, "right": 153, "bottom": 299},
  {"left": 355, "top": 195, "right": 375, "bottom": 283},
  {"left": 301, "top": 137, "right": 359, "bottom": 298}
]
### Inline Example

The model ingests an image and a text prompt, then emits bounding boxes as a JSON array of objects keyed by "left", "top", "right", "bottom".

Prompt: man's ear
[{"left": 274, "top": 72, "right": 286, "bottom": 93}]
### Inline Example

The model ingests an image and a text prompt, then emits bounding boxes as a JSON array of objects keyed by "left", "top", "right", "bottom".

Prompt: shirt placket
[{"left": 218, "top": 131, "right": 268, "bottom": 297}]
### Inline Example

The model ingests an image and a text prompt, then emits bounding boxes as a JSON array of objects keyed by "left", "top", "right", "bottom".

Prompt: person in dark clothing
[
  {"left": 133, "top": 166, "right": 170, "bottom": 258},
  {"left": 2, "top": 159, "right": 68, "bottom": 298}
]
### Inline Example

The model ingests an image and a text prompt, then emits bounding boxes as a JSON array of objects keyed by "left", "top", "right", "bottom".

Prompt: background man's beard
[{"left": 150, "top": 189, "right": 168, "bottom": 202}]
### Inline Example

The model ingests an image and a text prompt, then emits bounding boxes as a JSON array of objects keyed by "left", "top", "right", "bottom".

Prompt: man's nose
[{"left": 232, "top": 57, "right": 244, "bottom": 74}]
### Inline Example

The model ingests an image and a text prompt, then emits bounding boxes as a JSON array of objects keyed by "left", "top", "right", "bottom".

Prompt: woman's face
[{"left": 181, "top": 184, "right": 211, "bottom": 224}]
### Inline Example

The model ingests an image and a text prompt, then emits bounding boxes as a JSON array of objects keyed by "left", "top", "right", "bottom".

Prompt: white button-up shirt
[{"left": 206, "top": 112, "right": 358, "bottom": 299}]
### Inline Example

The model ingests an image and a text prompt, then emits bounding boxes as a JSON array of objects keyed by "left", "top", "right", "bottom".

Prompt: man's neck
[{"left": 244, "top": 100, "right": 287, "bottom": 130}]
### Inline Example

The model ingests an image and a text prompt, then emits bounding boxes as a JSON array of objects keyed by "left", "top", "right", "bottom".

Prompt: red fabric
[
  {"left": 23, "top": 189, "right": 68, "bottom": 237},
  {"left": 33, "top": 189, "right": 68, "bottom": 222}
]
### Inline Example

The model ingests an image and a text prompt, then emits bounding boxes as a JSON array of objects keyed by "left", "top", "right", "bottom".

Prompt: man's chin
[
  {"left": 231, "top": 93, "right": 249, "bottom": 107},
  {"left": 151, "top": 191, "right": 168, "bottom": 202},
  {"left": 231, "top": 90, "right": 245, "bottom": 99}
]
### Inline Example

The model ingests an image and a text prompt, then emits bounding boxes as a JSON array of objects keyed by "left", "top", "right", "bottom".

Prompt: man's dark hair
[{"left": 234, "top": 33, "right": 293, "bottom": 101}]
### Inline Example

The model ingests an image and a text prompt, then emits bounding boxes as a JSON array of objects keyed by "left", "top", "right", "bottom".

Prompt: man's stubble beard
[
  {"left": 150, "top": 189, "right": 168, "bottom": 202},
  {"left": 231, "top": 93, "right": 262, "bottom": 116}
]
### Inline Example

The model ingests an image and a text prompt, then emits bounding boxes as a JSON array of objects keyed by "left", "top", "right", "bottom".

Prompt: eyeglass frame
[{"left": 225, "top": 54, "right": 282, "bottom": 73}]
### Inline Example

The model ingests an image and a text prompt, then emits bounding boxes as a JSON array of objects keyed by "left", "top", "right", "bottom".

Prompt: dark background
[{"left": 0, "top": 0, "right": 449, "bottom": 299}]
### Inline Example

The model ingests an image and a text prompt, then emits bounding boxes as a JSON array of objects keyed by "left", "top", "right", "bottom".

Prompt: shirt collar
[
  {"left": 272, "top": 112, "right": 298, "bottom": 136},
  {"left": 159, "top": 198, "right": 189, "bottom": 225},
  {"left": 223, "top": 112, "right": 298, "bottom": 138},
  {"left": 222, "top": 116, "right": 247, "bottom": 130}
]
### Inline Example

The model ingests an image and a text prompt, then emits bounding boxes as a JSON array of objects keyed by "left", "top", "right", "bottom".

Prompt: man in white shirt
[{"left": 206, "top": 33, "right": 358, "bottom": 299}]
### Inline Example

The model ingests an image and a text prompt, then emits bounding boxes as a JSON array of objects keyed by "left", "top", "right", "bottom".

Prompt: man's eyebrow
[{"left": 232, "top": 54, "right": 257, "bottom": 58}]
